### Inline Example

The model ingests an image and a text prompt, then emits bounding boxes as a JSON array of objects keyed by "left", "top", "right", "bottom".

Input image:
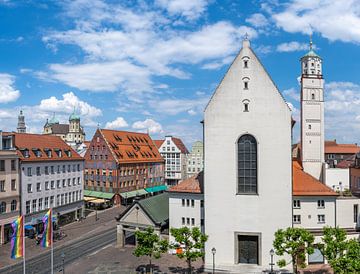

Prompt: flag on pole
[
  {"left": 41, "top": 209, "right": 52, "bottom": 248},
  {"left": 10, "top": 216, "right": 24, "bottom": 259}
]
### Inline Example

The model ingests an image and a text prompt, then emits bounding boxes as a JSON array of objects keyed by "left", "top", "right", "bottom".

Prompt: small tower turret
[{"left": 17, "top": 110, "right": 26, "bottom": 133}]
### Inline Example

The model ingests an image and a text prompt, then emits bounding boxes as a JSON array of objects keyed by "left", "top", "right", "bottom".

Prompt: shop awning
[
  {"left": 145, "top": 185, "right": 167, "bottom": 193},
  {"left": 84, "top": 196, "right": 97, "bottom": 202},
  {"left": 120, "top": 189, "right": 147, "bottom": 199},
  {"left": 90, "top": 199, "right": 108, "bottom": 204},
  {"left": 84, "top": 190, "right": 115, "bottom": 200}
]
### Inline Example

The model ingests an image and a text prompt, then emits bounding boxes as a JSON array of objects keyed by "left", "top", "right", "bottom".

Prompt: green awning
[
  {"left": 120, "top": 189, "right": 147, "bottom": 199},
  {"left": 145, "top": 185, "right": 167, "bottom": 193},
  {"left": 84, "top": 190, "right": 115, "bottom": 200}
]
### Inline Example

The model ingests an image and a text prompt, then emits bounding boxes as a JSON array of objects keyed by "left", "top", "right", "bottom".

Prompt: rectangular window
[
  {"left": 61, "top": 194, "right": 64, "bottom": 205},
  {"left": 0, "top": 180, "right": 5, "bottom": 192},
  {"left": 45, "top": 197, "right": 49, "bottom": 208},
  {"left": 56, "top": 195, "right": 60, "bottom": 206},
  {"left": 182, "top": 199, "right": 185, "bottom": 207},
  {"left": 354, "top": 205, "right": 358, "bottom": 223},
  {"left": 36, "top": 167, "right": 41, "bottom": 176},
  {"left": 0, "top": 160, "right": 5, "bottom": 171},
  {"left": 50, "top": 196, "right": 54, "bottom": 207},
  {"left": 317, "top": 200, "right": 325, "bottom": 208},
  {"left": 77, "top": 164, "right": 80, "bottom": 172},
  {"left": 36, "top": 182, "right": 41, "bottom": 192},
  {"left": 57, "top": 180, "right": 61, "bottom": 188},
  {"left": 182, "top": 217, "right": 185, "bottom": 225},
  {"left": 45, "top": 166, "right": 49, "bottom": 175},
  {"left": 191, "top": 218, "right": 195, "bottom": 226},
  {"left": 45, "top": 181, "right": 49, "bottom": 190},
  {"left": 77, "top": 177, "right": 81, "bottom": 185},
  {"left": 11, "top": 160, "right": 16, "bottom": 171},
  {"left": 27, "top": 167, "right": 32, "bottom": 176},
  {"left": 186, "top": 218, "right": 190, "bottom": 225},
  {"left": 186, "top": 199, "right": 190, "bottom": 207},
  {"left": 32, "top": 199, "right": 37, "bottom": 213},
  {"left": 238, "top": 235, "right": 259, "bottom": 264},
  {"left": 318, "top": 214, "right": 325, "bottom": 223},
  {"left": 62, "top": 179, "right": 66, "bottom": 187},
  {"left": 62, "top": 165, "right": 66, "bottom": 173},
  {"left": 38, "top": 198, "right": 43, "bottom": 211},
  {"left": 293, "top": 215, "right": 301, "bottom": 224},
  {"left": 26, "top": 201, "right": 30, "bottom": 214},
  {"left": 57, "top": 165, "right": 60, "bottom": 173},
  {"left": 293, "top": 200, "right": 301, "bottom": 208},
  {"left": 68, "top": 179, "right": 71, "bottom": 186},
  {"left": 27, "top": 183, "right": 32, "bottom": 193},
  {"left": 51, "top": 166, "right": 54, "bottom": 174},
  {"left": 11, "top": 179, "right": 16, "bottom": 191},
  {"left": 51, "top": 180, "right": 55, "bottom": 189},
  {"left": 200, "top": 200, "right": 204, "bottom": 208},
  {"left": 191, "top": 200, "right": 195, "bottom": 207},
  {"left": 72, "top": 178, "right": 76, "bottom": 186}
]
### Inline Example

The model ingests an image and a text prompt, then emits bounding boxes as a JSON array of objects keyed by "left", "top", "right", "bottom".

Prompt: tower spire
[{"left": 309, "top": 33, "right": 313, "bottom": 50}]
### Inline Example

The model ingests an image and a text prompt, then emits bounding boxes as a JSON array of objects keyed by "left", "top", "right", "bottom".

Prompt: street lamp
[
  {"left": 211, "top": 247, "right": 216, "bottom": 274},
  {"left": 269, "top": 249, "right": 275, "bottom": 274},
  {"left": 61, "top": 252, "right": 65, "bottom": 274}
]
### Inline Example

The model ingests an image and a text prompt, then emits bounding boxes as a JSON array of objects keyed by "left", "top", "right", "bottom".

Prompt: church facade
[
  {"left": 43, "top": 110, "right": 85, "bottom": 147},
  {"left": 204, "top": 39, "right": 292, "bottom": 272}
]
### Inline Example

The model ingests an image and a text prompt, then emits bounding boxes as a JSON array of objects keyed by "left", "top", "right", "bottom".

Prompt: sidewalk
[{"left": 0, "top": 205, "right": 124, "bottom": 269}]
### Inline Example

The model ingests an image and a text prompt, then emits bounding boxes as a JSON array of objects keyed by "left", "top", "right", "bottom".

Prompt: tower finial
[
  {"left": 244, "top": 32, "right": 249, "bottom": 41},
  {"left": 309, "top": 33, "right": 313, "bottom": 50}
]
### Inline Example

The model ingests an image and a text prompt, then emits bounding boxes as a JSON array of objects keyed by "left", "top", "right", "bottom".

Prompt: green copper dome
[
  {"left": 302, "top": 49, "right": 321, "bottom": 59},
  {"left": 48, "top": 113, "right": 59, "bottom": 125},
  {"left": 69, "top": 109, "right": 80, "bottom": 121}
]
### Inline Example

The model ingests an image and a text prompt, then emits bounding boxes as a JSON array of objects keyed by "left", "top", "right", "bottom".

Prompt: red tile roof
[
  {"left": 6, "top": 132, "right": 82, "bottom": 162},
  {"left": 172, "top": 137, "right": 189, "bottom": 154},
  {"left": 336, "top": 155, "right": 356, "bottom": 168},
  {"left": 168, "top": 172, "right": 203, "bottom": 194},
  {"left": 154, "top": 140, "right": 164, "bottom": 149},
  {"left": 325, "top": 141, "right": 360, "bottom": 154},
  {"left": 293, "top": 160, "right": 338, "bottom": 196},
  {"left": 99, "top": 129, "right": 164, "bottom": 164}
]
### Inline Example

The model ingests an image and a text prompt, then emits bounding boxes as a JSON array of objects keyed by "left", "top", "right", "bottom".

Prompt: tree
[
  {"left": 273, "top": 227, "right": 315, "bottom": 274},
  {"left": 320, "top": 226, "right": 360, "bottom": 273},
  {"left": 133, "top": 227, "right": 168, "bottom": 274},
  {"left": 170, "top": 226, "right": 208, "bottom": 274}
]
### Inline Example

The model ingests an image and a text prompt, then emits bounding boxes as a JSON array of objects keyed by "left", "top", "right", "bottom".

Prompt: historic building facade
[
  {"left": 0, "top": 134, "right": 20, "bottom": 245},
  {"left": 185, "top": 141, "right": 204, "bottom": 179},
  {"left": 84, "top": 129, "right": 165, "bottom": 205},
  {"left": 204, "top": 38, "right": 292, "bottom": 272},
  {"left": 154, "top": 136, "right": 188, "bottom": 186},
  {"left": 43, "top": 110, "right": 85, "bottom": 147}
]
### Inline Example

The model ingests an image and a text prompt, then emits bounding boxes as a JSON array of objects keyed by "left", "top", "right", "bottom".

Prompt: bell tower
[
  {"left": 17, "top": 110, "right": 26, "bottom": 133},
  {"left": 300, "top": 36, "right": 325, "bottom": 181}
]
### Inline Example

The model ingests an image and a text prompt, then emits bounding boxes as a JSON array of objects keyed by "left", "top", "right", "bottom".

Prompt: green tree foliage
[
  {"left": 170, "top": 226, "right": 208, "bottom": 274},
  {"left": 273, "top": 227, "right": 314, "bottom": 274},
  {"left": 320, "top": 226, "right": 360, "bottom": 273},
  {"left": 133, "top": 227, "right": 168, "bottom": 274}
]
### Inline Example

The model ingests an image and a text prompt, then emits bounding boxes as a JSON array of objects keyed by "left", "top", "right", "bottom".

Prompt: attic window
[
  {"left": 244, "top": 60, "right": 248, "bottom": 68},
  {"left": 311, "top": 93, "right": 315, "bottom": 100},
  {"left": 244, "top": 81, "right": 249, "bottom": 90},
  {"left": 308, "top": 125, "right": 312, "bottom": 130},
  {"left": 243, "top": 99, "right": 250, "bottom": 112},
  {"left": 22, "top": 149, "right": 29, "bottom": 158}
]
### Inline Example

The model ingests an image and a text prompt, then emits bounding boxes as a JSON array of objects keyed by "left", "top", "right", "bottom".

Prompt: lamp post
[
  {"left": 269, "top": 249, "right": 275, "bottom": 274},
  {"left": 211, "top": 247, "right": 216, "bottom": 274},
  {"left": 61, "top": 252, "right": 65, "bottom": 274}
]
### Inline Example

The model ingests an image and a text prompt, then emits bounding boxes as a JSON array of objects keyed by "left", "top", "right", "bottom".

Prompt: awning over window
[
  {"left": 120, "top": 189, "right": 147, "bottom": 199},
  {"left": 145, "top": 185, "right": 167, "bottom": 193},
  {"left": 84, "top": 190, "right": 115, "bottom": 200}
]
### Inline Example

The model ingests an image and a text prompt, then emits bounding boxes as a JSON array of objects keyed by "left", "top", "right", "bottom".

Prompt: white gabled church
[{"left": 204, "top": 38, "right": 292, "bottom": 272}]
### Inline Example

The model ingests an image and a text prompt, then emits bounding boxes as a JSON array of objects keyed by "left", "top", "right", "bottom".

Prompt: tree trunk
[
  {"left": 187, "top": 259, "right": 192, "bottom": 274},
  {"left": 293, "top": 255, "right": 298, "bottom": 274},
  {"left": 149, "top": 256, "right": 152, "bottom": 274}
]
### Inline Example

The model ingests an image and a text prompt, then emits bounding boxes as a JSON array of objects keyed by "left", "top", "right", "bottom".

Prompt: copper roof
[
  {"left": 168, "top": 172, "right": 203, "bottom": 194},
  {"left": 99, "top": 129, "right": 164, "bottom": 164},
  {"left": 293, "top": 161, "right": 338, "bottom": 196},
  {"left": 7, "top": 132, "right": 82, "bottom": 162}
]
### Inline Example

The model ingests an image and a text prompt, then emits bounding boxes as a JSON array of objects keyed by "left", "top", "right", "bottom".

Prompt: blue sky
[{"left": 1, "top": 0, "right": 360, "bottom": 148}]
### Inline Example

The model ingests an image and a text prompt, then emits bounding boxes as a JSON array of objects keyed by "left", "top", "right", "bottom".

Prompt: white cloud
[
  {"left": 276, "top": 41, "right": 310, "bottom": 52},
  {"left": 39, "top": 92, "right": 102, "bottom": 117},
  {"left": 269, "top": 0, "right": 360, "bottom": 43},
  {"left": 105, "top": 117, "right": 128, "bottom": 129},
  {"left": 0, "top": 73, "right": 20, "bottom": 103},
  {"left": 246, "top": 13, "right": 268, "bottom": 28},
  {"left": 132, "top": 119, "right": 163, "bottom": 134},
  {"left": 283, "top": 87, "right": 300, "bottom": 101},
  {"left": 151, "top": 96, "right": 209, "bottom": 115},
  {"left": 155, "top": 0, "right": 209, "bottom": 20}
]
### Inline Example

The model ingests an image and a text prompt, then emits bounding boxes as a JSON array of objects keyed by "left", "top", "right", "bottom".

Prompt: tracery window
[{"left": 237, "top": 135, "right": 257, "bottom": 194}]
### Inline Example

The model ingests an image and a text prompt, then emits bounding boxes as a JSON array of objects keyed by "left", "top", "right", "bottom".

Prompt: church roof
[
  {"left": 168, "top": 171, "right": 203, "bottom": 194},
  {"left": 292, "top": 160, "right": 338, "bottom": 196},
  {"left": 48, "top": 113, "right": 59, "bottom": 125}
]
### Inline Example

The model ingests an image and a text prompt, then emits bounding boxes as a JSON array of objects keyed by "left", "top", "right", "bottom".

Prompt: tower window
[
  {"left": 244, "top": 103, "right": 249, "bottom": 112},
  {"left": 311, "top": 93, "right": 315, "bottom": 100},
  {"left": 244, "top": 82, "right": 248, "bottom": 89},
  {"left": 308, "top": 125, "right": 311, "bottom": 129},
  {"left": 311, "top": 62, "right": 314, "bottom": 67},
  {"left": 244, "top": 60, "right": 248, "bottom": 68}
]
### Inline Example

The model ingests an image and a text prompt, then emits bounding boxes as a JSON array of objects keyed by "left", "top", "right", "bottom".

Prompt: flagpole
[
  {"left": 51, "top": 208, "right": 54, "bottom": 274},
  {"left": 22, "top": 216, "right": 26, "bottom": 274}
]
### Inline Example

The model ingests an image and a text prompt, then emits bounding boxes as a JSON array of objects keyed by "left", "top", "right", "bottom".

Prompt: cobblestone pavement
[
  {"left": 66, "top": 243, "right": 205, "bottom": 274},
  {"left": 0, "top": 205, "right": 124, "bottom": 269}
]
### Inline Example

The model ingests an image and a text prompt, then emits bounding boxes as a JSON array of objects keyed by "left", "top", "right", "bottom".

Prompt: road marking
[{"left": 88, "top": 243, "right": 112, "bottom": 256}]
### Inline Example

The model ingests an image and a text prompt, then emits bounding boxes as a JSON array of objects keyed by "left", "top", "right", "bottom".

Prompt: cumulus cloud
[
  {"left": 283, "top": 87, "right": 300, "bottom": 101},
  {"left": 0, "top": 73, "right": 20, "bottom": 103},
  {"left": 132, "top": 119, "right": 163, "bottom": 134},
  {"left": 269, "top": 0, "right": 360, "bottom": 43},
  {"left": 246, "top": 13, "right": 268, "bottom": 28},
  {"left": 150, "top": 96, "right": 209, "bottom": 115},
  {"left": 277, "top": 41, "right": 311, "bottom": 52},
  {"left": 105, "top": 117, "right": 128, "bottom": 129},
  {"left": 155, "top": 0, "right": 209, "bottom": 20}
]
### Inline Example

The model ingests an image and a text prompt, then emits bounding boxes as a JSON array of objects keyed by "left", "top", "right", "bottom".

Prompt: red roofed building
[
  {"left": 154, "top": 136, "right": 188, "bottom": 186},
  {"left": 168, "top": 172, "right": 204, "bottom": 243},
  {"left": 5, "top": 132, "right": 85, "bottom": 227},
  {"left": 325, "top": 140, "right": 360, "bottom": 168},
  {"left": 84, "top": 129, "right": 165, "bottom": 205}
]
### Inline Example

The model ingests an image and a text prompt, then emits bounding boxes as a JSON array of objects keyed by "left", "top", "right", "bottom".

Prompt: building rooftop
[
  {"left": 154, "top": 137, "right": 189, "bottom": 154},
  {"left": 98, "top": 129, "right": 164, "bottom": 164},
  {"left": 293, "top": 160, "right": 338, "bottom": 196},
  {"left": 325, "top": 140, "right": 360, "bottom": 154},
  {"left": 5, "top": 132, "right": 83, "bottom": 162},
  {"left": 168, "top": 171, "right": 203, "bottom": 194}
]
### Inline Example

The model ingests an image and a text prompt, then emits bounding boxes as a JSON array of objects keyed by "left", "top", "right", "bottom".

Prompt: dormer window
[
  {"left": 23, "top": 149, "right": 29, "bottom": 158},
  {"left": 47, "top": 150, "right": 52, "bottom": 158}
]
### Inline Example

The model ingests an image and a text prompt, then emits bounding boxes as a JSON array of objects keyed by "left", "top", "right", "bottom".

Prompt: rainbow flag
[
  {"left": 41, "top": 209, "right": 52, "bottom": 248},
  {"left": 10, "top": 216, "right": 24, "bottom": 259}
]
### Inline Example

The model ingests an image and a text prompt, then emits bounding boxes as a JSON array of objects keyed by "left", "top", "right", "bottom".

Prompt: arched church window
[
  {"left": 311, "top": 93, "right": 315, "bottom": 100},
  {"left": 237, "top": 134, "right": 257, "bottom": 194}
]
